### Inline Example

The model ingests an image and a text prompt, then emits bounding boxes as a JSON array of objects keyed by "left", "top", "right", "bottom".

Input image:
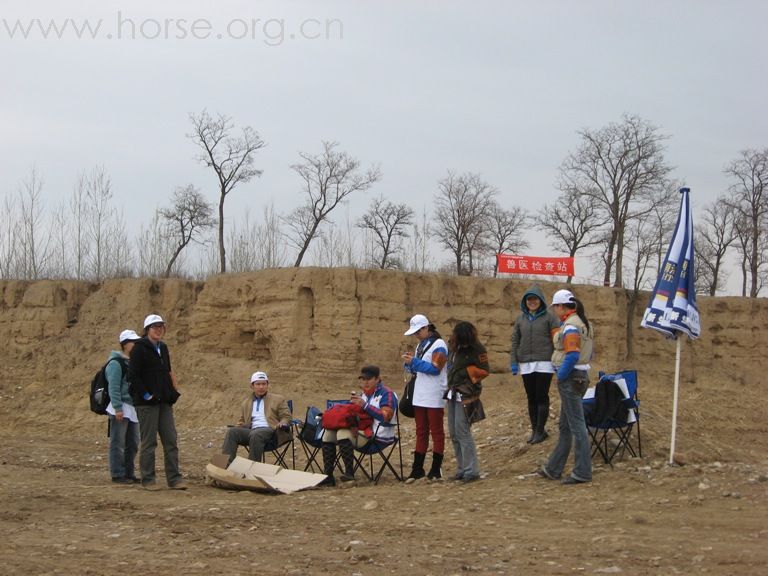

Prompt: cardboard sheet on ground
[{"left": 206, "top": 454, "right": 327, "bottom": 494}]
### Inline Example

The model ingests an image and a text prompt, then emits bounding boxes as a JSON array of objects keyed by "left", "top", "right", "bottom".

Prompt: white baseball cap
[
  {"left": 404, "top": 314, "right": 430, "bottom": 336},
  {"left": 118, "top": 329, "right": 141, "bottom": 343},
  {"left": 143, "top": 314, "right": 165, "bottom": 329},
  {"left": 551, "top": 289, "right": 575, "bottom": 306},
  {"left": 250, "top": 371, "right": 269, "bottom": 383}
]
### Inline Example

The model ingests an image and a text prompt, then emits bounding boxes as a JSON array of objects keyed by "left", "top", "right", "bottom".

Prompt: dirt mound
[{"left": 1, "top": 269, "right": 766, "bottom": 574}]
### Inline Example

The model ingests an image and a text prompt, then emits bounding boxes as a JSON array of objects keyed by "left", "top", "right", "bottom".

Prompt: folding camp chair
[
  {"left": 261, "top": 399, "right": 299, "bottom": 469},
  {"left": 297, "top": 405, "right": 324, "bottom": 473},
  {"left": 582, "top": 370, "right": 641, "bottom": 467},
  {"left": 352, "top": 416, "right": 404, "bottom": 484},
  {"left": 297, "top": 399, "right": 350, "bottom": 473}
]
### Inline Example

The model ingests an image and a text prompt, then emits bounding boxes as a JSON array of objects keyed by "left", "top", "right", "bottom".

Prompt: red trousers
[{"left": 413, "top": 406, "right": 445, "bottom": 454}]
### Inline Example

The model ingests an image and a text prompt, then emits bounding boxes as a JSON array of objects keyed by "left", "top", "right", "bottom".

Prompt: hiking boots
[
  {"left": 405, "top": 451, "right": 426, "bottom": 483},
  {"left": 427, "top": 453, "right": 443, "bottom": 480}
]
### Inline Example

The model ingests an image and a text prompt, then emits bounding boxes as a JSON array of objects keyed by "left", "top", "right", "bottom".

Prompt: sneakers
[
  {"left": 142, "top": 482, "right": 162, "bottom": 491},
  {"left": 111, "top": 477, "right": 134, "bottom": 485},
  {"left": 537, "top": 466, "right": 561, "bottom": 481},
  {"left": 339, "top": 473, "right": 356, "bottom": 483},
  {"left": 561, "top": 476, "right": 590, "bottom": 485},
  {"left": 169, "top": 481, "right": 188, "bottom": 490}
]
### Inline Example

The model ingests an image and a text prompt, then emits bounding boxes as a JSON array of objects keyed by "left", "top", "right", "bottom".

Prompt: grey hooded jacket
[{"left": 510, "top": 285, "right": 560, "bottom": 364}]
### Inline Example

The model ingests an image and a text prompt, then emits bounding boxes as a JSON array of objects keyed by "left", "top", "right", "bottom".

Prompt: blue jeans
[
  {"left": 447, "top": 398, "right": 480, "bottom": 480},
  {"left": 545, "top": 371, "right": 592, "bottom": 482},
  {"left": 108, "top": 415, "right": 140, "bottom": 479}
]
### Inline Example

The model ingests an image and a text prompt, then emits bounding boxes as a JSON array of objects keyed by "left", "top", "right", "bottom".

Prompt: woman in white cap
[
  {"left": 127, "top": 314, "right": 186, "bottom": 490},
  {"left": 402, "top": 314, "right": 448, "bottom": 481},
  {"left": 105, "top": 329, "right": 141, "bottom": 484},
  {"left": 540, "top": 289, "right": 594, "bottom": 485}
]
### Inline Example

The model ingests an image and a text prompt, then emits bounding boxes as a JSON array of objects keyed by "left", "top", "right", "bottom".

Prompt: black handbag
[
  {"left": 399, "top": 374, "right": 416, "bottom": 418},
  {"left": 463, "top": 398, "right": 486, "bottom": 425}
]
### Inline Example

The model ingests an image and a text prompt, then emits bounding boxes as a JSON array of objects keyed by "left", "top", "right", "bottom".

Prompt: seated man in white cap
[{"left": 221, "top": 371, "right": 292, "bottom": 465}]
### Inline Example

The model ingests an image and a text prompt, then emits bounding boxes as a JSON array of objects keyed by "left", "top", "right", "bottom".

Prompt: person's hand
[
  {"left": 277, "top": 423, "right": 290, "bottom": 431},
  {"left": 350, "top": 392, "right": 364, "bottom": 407},
  {"left": 510, "top": 363, "right": 519, "bottom": 376},
  {"left": 402, "top": 353, "right": 414, "bottom": 364},
  {"left": 115, "top": 410, "right": 124, "bottom": 422}
]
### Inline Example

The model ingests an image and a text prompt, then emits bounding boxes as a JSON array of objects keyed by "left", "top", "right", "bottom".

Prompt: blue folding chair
[
  {"left": 352, "top": 416, "right": 404, "bottom": 484},
  {"left": 582, "top": 370, "right": 641, "bottom": 466},
  {"left": 297, "top": 405, "right": 325, "bottom": 472}
]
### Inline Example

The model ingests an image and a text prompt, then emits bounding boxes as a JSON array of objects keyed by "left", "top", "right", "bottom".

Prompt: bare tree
[
  {"left": 189, "top": 110, "right": 266, "bottom": 274},
  {"left": 0, "top": 194, "right": 21, "bottom": 278},
  {"left": 537, "top": 190, "right": 603, "bottom": 283},
  {"left": 724, "top": 148, "right": 767, "bottom": 298},
  {"left": 137, "top": 212, "right": 176, "bottom": 277},
  {"left": 229, "top": 203, "right": 288, "bottom": 272},
  {"left": 358, "top": 195, "right": 414, "bottom": 269},
  {"left": 487, "top": 203, "right": 529, "bottom": 277},
  {"left": 406, "top": 208, "right": 432, "bottom": 273},
  {"left": 695, "top": 195, "right": 737, "bottom": 296},
  {"left": 18, "top": 167, "right": 50, "bottom": 279},
  {"left": 255, "top": 202, "right": 287, "bottom": 269},
  {"left": 109, "top": 209, "right": 134, "bottom": 278},
  {"left": 645, "top": 185, "right": 682, "bottom": 273},
  {"left": 227, "top": 210, "right": 259, "bottom": 272},
  {"left": 285, "top": 141, "right": 381, "bottom": 267},
  {"left": 69, "top": 173, "right": 90, "bottom": 280},
  {"left": 557, "top": 114, "right": 673, "bottom": 287},
  {"left": 48, "top": 199, "right": 71, "bottom": 278},
  {"left": 159, "top": 185, "right": 215, "bottom": 277},
  {"left": 312, "top": 221, "right": 357, "bottom": 268},
  {"left": 84, "top": 166, "right": 114, "bottom": 281},
  {"left": 623, "top": 210, "right": 666, "bottom": 359},
  {"left": 433, "top": 171, "right": 498, "bottom": 276}
]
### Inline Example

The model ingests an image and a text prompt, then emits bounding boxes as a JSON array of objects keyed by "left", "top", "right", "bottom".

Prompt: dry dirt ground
[{"left": 2, "top": 375, "right": 767, "bottom": 576}]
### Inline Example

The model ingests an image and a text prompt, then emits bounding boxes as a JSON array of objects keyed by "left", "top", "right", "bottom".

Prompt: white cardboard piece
[{"left": 206, "top": 455, "right": 327, "bottom": 494}]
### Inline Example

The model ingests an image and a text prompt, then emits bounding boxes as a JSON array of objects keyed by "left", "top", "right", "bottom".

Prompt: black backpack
[{"left": 89, "top": 357, "right": 127, "bottom": 415}]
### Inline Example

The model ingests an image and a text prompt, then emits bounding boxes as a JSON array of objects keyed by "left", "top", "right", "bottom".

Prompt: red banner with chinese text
[{"left": 496, "top": 254, "right": 574, "bottom": 276}]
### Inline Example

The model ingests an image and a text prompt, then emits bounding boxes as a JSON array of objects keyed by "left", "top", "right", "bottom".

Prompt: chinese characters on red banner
[{"left": 496, "top": 254, "right": 574, "bottom": 276}]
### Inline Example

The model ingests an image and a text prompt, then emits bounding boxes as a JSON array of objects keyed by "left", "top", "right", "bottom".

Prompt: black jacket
[{"left": 128, "top": 337, "right": 179, "bottom": 405}]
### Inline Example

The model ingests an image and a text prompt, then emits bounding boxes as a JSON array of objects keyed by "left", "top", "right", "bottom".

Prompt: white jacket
[{"left": 408, "top": 337, "right": 448, "bottom": 409}]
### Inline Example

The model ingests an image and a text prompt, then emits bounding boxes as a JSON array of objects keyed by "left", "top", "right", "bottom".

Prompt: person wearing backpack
[
  {"left": 128, "top": 314, "right": 186, "bottom": 491},
  {"left": 106, "top": 329, "right": 142, "bottom": 484}
]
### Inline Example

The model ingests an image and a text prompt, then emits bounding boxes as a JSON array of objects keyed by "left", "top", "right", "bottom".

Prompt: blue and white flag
[{"left": 641, "top": 187, "right": 701, "bottom": 340}]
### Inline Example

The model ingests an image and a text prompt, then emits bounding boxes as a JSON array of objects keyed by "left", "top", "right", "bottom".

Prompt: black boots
[
  {"left": 427, "top": 452, "right": 443, "bottom": 480},
  {"left": 319, "top": 442, "right": 337, "bottom": 486},
  {"left": 530, "top": 404, "right": 550, "bottom": 445},
  {"left": 526, "top": 401, "right": 537, "bottom": 443},
  {"left": 338, "top": 439, "right": 356, "bottom": 482},
  {"left": 406, "top": 451, "right": 426, "bottom": 481},
  {"left": 319, "top": 440, "right": 356, "bottom": 486}
]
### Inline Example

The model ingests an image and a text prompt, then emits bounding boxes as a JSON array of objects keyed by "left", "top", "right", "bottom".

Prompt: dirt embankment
[{"left": 1, "top": 269, "right": 766, "bottom": 575}]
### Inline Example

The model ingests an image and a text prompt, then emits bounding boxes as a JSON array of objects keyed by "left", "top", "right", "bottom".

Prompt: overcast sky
[{"left": 1, "top": 0, "right": 765, "bottom": 289}]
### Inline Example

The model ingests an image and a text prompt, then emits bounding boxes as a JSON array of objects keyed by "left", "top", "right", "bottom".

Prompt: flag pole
[{"left": 669, "top": 336, "right": 682, "bottom": 464}]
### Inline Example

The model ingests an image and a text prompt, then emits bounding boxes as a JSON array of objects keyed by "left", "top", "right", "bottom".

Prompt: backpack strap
[
  {"left": 416, "top": 337, "right": 437, "bottom": 359},
  {"left": 106, "top": 356, "right": 128, "bottom": 377}
]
